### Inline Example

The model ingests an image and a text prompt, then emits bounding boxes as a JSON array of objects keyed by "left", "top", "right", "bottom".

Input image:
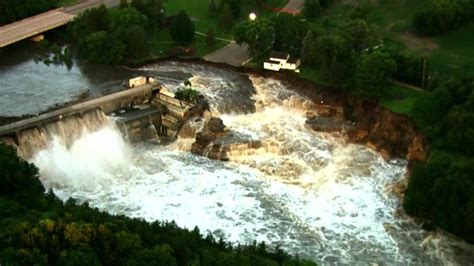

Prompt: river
[{"left": 1, "top": 44, "right": 473, "bottom": 265}]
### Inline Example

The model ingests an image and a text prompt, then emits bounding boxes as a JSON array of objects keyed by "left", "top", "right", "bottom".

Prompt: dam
[
  {"left": 1, "top": 56, "right": 473, "bottom": 264},
  {"left": 0, "top": 77, "right": 201, "bottom": 158}
]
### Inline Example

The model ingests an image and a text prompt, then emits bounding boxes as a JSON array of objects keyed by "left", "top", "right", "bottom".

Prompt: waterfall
[
  {"left": 178, "top": 116, "right": 205, "bottom": 139},
  {"left": 16, "top": 109, "right": 111, "bottom": 159}
]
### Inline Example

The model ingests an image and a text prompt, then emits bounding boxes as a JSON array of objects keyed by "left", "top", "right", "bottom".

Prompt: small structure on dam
[{"left": 0, "top": 77, "right": 204, "bottom": 158}]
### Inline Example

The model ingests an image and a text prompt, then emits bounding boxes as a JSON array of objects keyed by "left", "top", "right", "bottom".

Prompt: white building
[
  {"left": 124, "top": 76, "right": 158, "bottom": 88},
  {"left": 263, "top": 51, "right": 301, "bottom": 73}
]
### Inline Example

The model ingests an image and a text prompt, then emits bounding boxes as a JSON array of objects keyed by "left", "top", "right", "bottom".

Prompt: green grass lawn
[
  {"left": 380, "top": 82, "right": 422, "bottom": 116},
  {"left": 298, "top": 63, "right": 421, "bottom": 116},
  {"left": 430, "top": 23, "right": 474, "bottom": 76},
  {"left": 299, "top": 66, "right": 332, "bottom": 86},
  {"left": 298, "top": 64, "right": 421, "bottom": 116}
]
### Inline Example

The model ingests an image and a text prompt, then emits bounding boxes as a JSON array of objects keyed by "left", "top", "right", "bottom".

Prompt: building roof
[
  {"left": 264, "top": 59, "right": 281, "bottom": 64},
  {"left": 270, "top": 51, "right": 289, "bottom": 60},
  {"left": 287, "top": 56, "right": 299, "bottom": 64}
]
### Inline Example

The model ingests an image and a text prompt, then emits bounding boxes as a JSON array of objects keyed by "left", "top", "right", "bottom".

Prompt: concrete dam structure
[{"left": 0, "top": 77, "right": 199, "bottom": 158}]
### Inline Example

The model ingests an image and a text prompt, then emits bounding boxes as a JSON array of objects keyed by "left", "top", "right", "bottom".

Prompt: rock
[
  {"left": 195, "top": 132, "right": 215, "bottom": 146},
  {"left": 191, "top": 117, "right": 264, "bottom": 161},
  {"left": 207, "top": 117, "right": 226, "bottom": 133}
]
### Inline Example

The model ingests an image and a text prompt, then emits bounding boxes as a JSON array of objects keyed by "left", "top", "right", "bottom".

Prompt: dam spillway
[{"left": 0, "top": 78, "right": 199, "bottom": 158}]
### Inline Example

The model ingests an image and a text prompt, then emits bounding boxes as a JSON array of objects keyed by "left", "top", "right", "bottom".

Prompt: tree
[
  {"left": 233, "top": 18, "right": 275, "bottom": 56},
  {"left": 272, "top": 13, "right": 309, "bottom": 55},
  {"left": 353, "top": 51, "right": 397, "bottom": 98},
  {"left": 319, "top": 0, "right": 331, "bottom": 7},
  {"left": 119, "top": 0, "right": 128, "bottom": 9},
  {"left": 58, "top": 249, "right": 101, "bottom": 266},
  {"left": 108, "top": 7, "right": 148, "bottom": 31},
  {"left": 254, "top": 0, "right": 266, "bottom": 11},
  {"left": 0, "top": 0, "right": 58, "bottom": 26},
  {"left": 208, "top": 0, "right": 218, "bottom": 17},
  {"left": 220, "top": 0, "right": 241, "bottom": 19},
  {"left": 120, "top": 25, "right": 147, "bottom": 57},
  {"left": 78, "top": 31, "right": 125, "bottom": 64},
  {"left": 340, "top": 19, "right": 378, "bottom": 52},
  {"left": 303, "top": 0, "right": 321, "bottom": 18},
  {"left": 0, "top": 143, "right": 44, "bottom": 207},
  {"left": 301, "top": 31, "right": 317, "bottom": 64},
  {"left": 206, "top": 28, "right": 216, "bottom": 48},
  {"left": 412, "top": 0, "right": 474, "bottom": 36},
  {"left": 130, "top": 0, "right": 145, "bottom": 14},
  {"left": 313, "top": 34, "right": 343, "bottom": 69},
  {"left": 68, "top": 5, "right": 110, "bottom": 42},
  {"left": 142, "top": 0, "right": 165, "bottom": 27},
  {"left": 218, "top": 3, "right": 234, "bottom": 30},
  {"left": 169, "top": 10, "right": 195, "bottom": 46}
]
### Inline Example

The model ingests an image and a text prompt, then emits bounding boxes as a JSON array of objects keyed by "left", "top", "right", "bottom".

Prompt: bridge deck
[
  {"left": 0, "top": 0, "right": 120, "bottom": 48},
  {"left": 0, "top": 8, "right": 74, "bottom": 48},
  {"left": 0, "top": 84, "right": 159, "bottom": 136}
]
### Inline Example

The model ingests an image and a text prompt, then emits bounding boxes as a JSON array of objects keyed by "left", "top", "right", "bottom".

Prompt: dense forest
[
  {"left": 0, "top": 142, "right": 315, "bottom": 265},
  {"left": 68, "top": 1, "right": 165, "bottom": 64},
  {"left": 413, "top": 0, "right": 474, "bottom": 36},
  {"left": 404, "top": 76, "right": 474, "bottom": 244},
  {"left": 0, "top": 0, "right": 59, "bottom": 26}
]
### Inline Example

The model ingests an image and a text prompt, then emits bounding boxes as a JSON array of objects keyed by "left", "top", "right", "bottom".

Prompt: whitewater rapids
[{"left": 30, "top": 62, "right": 474, "bottom": 265}]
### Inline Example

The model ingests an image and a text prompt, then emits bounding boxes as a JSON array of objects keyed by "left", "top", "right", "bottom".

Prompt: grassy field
[
  {"left": 299, "top": 66, "right": 332, "bottom": 86},
  {"left": 380, "top": 82, "right": 422, "bottom": 116},
  {"left": 430, "top": 23, "right": 474, "bottom": 76}
]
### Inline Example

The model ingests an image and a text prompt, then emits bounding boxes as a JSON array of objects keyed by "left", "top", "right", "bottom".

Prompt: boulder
[{"left": 207, "top": 117, "right": 226, "bottom": 133}]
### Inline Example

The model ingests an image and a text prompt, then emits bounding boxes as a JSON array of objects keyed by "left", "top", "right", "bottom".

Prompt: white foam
[{"left": 30, "top": 69, "right": 473, "bottom": 265}]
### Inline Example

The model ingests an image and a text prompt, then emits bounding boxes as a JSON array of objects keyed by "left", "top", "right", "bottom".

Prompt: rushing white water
[{"left": 30, "top": 63, "right": 474, "bottom": 265}]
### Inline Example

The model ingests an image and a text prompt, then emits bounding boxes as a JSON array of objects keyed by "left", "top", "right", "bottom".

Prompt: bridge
[{"left": 0, "top": 0, "right": 120, "bottom": 48}]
